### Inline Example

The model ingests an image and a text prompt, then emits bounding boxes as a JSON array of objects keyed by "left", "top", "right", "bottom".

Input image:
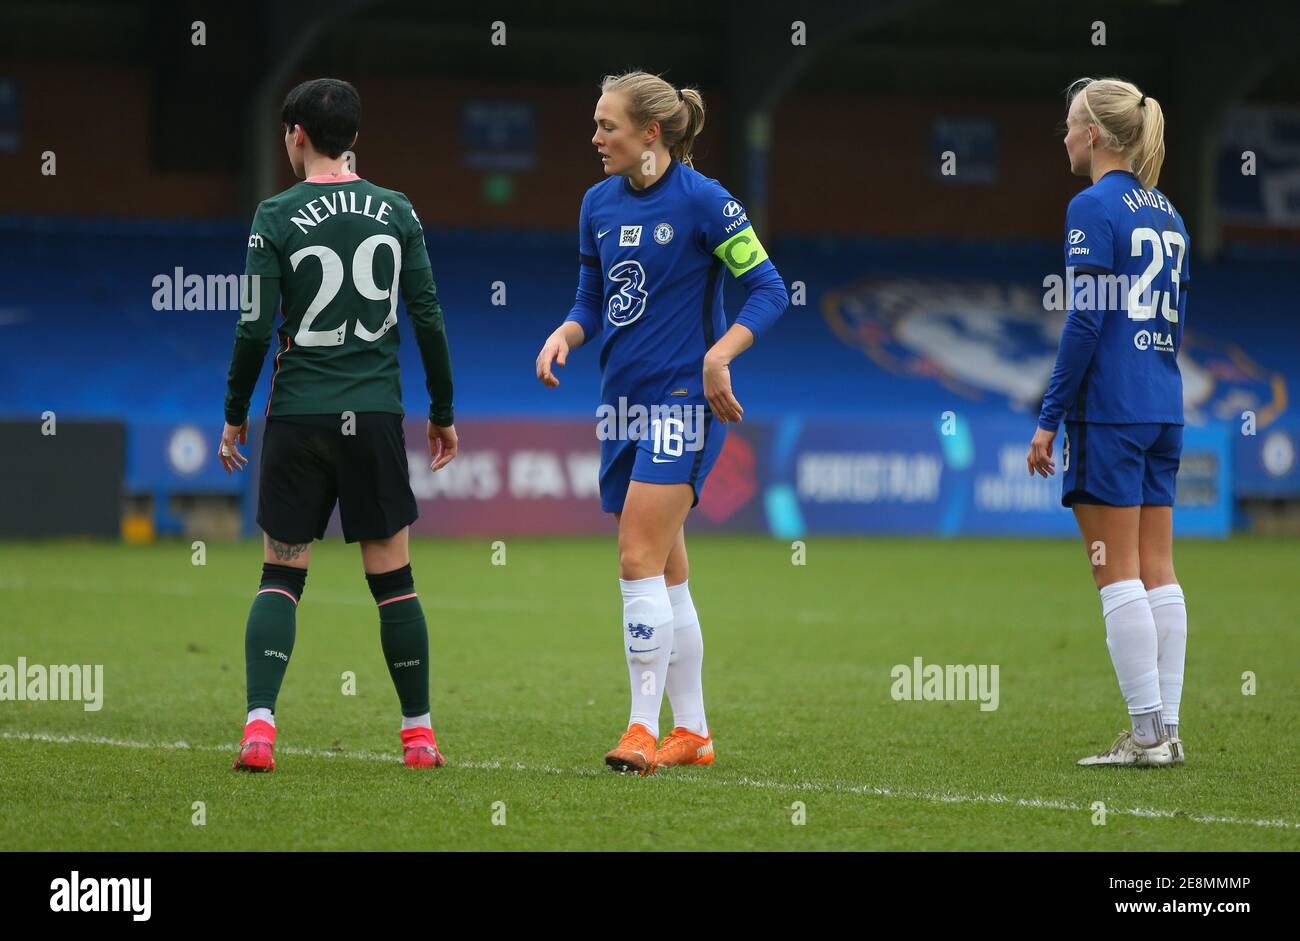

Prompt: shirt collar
[{"left": 623, "top": 158, "right": 678, "bottom": 198}]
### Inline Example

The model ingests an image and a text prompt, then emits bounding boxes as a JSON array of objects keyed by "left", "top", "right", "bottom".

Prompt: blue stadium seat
[{"left": 0, "top": 216, "right": 1293, "bottom": 430}]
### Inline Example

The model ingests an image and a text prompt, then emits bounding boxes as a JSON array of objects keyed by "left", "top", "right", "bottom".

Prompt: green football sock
[
  {"left": 367, "top": 565, "right": 430, "bottom": 718},
  {"left": 244, "top": 564, "right": 306, "bottom": 713}
]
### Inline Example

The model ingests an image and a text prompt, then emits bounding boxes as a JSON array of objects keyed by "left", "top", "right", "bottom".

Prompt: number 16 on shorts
[{"left": 652, "top": 416, "right": 687, "bottom": 461}]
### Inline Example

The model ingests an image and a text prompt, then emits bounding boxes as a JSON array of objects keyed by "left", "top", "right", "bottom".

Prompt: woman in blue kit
[
  {"left": 535, "top": 71, "right": 789, "bottom": 774},
  {"left": 1028, "top": 77, "right": 1191, "bottom": 768}
]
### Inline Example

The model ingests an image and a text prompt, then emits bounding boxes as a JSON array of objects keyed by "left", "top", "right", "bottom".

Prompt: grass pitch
[{"left": 1, "top": 535, "right": 1297, "bottom": 851}]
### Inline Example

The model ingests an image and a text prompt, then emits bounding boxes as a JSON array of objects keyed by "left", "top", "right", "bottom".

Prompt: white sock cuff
[
  {"left": 1127, "top": 696, "right": 1164, "bottom": 716},
  {"left": 1146, "top": 583, "right": 1185, "bottom": 609},
  {"left": 666, "top": 580, "right": 691, "bottom": 607},
  {"left": 619, "top": 574, "right": 667, "bottom": 597},
  {"left": 1099, "top": 579, "right": 1149, "bottom": 619}
]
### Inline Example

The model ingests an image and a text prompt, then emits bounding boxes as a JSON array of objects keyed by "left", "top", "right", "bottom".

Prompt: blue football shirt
[
  {"left": 1040, "top": 169, "right": 1191, "bottom": 428},
  {"left": 569, "top": 159, "right": 777, "bottom": 409}
]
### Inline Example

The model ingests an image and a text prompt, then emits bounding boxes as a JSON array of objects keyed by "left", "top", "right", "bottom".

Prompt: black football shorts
[{"left": 257, "top": 413, "right": 418, "bottom": 544}]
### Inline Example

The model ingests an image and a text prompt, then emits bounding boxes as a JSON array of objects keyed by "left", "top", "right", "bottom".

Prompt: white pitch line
[
  {"left": 0, "top": 730, "right": 590, "bottom": 775},
  {"left": 727, "top": 775, "right": 1298, "bottom": 830},
  {"left": 3, "top": 729, "right": 1296, "bottom": 833}
]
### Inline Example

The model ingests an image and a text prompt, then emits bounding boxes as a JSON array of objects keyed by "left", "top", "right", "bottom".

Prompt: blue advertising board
[
  {"left": 761, "top": 415, "right": 1231, "bottom": 538},
  {"left": 224, "top": 415, "right": 1234, "bottom": 539},
  {"left": 127, "top": 422, "right": 239, "bottom": 492},
  {"left": 1234, "top": 414, "right": 1300, "bottom": 498}
]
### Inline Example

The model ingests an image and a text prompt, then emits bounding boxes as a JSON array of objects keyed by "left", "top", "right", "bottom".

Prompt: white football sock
[
  {"left": 1130, "top": 708, "right": 1165, "bottom": 747},
  {"left": 248, "top": 707, "right": 274, "bottom": 727},
  {"left": 1099, "top": 579, "right": 1163, "bottom": 720},
  {"left": 1147, "top": 583, "right": 1187, "bottom": 730},
  {"left": 620, "top": 574, "right": 674, "bottom": 739},
  {"left": 401, "top": 712, "right": 432, "bottom": 731},
  {"left": 665, "top": 580, "right": 708, "bottom": 737}
]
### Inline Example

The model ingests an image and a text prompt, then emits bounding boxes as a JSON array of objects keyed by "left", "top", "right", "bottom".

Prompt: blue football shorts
[
  {"left": 598, "top": 408, "right": 726, "bottom": 514},
  {"left": 1061, "top": 421, "right": 1182, "bottom": 508}
]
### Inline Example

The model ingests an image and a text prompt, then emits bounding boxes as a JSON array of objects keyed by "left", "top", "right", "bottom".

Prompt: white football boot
[
  {"left": 1077, "top": 730, "right": 1173, "bottom": 768},
  {"left": 1167, "top": 733, "right": 1184, "bottom": 765}
]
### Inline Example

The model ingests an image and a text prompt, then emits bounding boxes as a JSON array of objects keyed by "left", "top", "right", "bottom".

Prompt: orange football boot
[
  {"left": 655, "top": 727, "right": 714, "bottom": 767},
  {"left": 231, "top": 718, "right": 276, "bottom": 772},
  {"left": 400, "top": 726, "right": 446, "bottom": 768},
  {"left": 604, "top": 723, "right": 657, "bottom": 775}
]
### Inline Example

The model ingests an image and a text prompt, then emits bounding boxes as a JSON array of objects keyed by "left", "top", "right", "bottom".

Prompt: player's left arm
[
  {"left": 699, "top": 185, "right": 790, "bottom": 423},
  {"left": 397, "top": 198, "right": 457, "bottom": 471},
  {"left": 221, "top": 205, "right": 282, "bottom": 473}
]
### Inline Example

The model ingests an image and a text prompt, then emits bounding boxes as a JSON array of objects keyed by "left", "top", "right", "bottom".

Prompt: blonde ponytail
[
  {"left": 600, "top": 71, "right": 706, "bottom": 168},
  {"left": 1068, "top": 77, "right": 1166, "bottom": 189},
  {"left": 1131, "top": 95, "right": 1166, "bottom": 190}
]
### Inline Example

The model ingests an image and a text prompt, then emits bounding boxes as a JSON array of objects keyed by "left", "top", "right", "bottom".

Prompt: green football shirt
[{"left": 225, "top": 176, "right": 454, "bottom": 425}]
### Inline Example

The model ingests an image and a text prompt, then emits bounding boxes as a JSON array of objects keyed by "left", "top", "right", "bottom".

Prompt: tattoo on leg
[{"left": 269, "top": 538, "right": 308, "bottom": 561}]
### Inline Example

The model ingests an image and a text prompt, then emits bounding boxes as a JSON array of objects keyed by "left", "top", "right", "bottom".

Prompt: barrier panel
[
  {"left": 0, "top": 420, "right": 125, "bottom": 538},
  {"left": 240, "top": 415, "right": 1231, "bottom": 538}
]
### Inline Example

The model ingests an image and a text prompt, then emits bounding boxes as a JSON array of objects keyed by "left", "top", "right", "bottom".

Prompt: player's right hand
[
  {"left": 1026, "top": 426, "right": 1056, "bottom": 478},
  {"left": 536, "top": 331, "right": 569, "bottom": 388},
  {"left": 429, "top": 421, "right": 458, "bottom": 472},
  {"left": 219, "top": 419, "right": 249, "bottom": 474}
]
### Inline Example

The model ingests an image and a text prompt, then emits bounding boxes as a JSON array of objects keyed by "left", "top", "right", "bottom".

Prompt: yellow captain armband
[{"left": 712, "top": 227, "right": 769, "bottom": 277}]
